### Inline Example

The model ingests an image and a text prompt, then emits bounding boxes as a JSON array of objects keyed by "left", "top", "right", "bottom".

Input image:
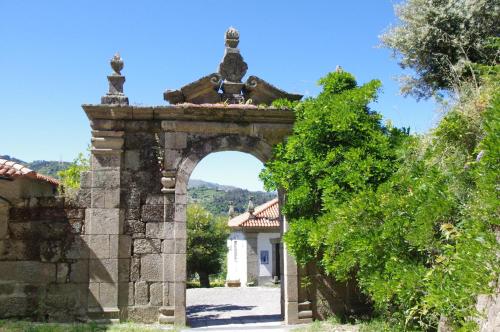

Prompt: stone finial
[
  {"left": 101, "top": 53, "right": 129, "bottom": 105},
  {"left": 225, "top": 27, "right": 240, "bottom": 48},
  {"left": 111, "top": 53, "right": 124, "bottom": 75},
  {"left": 247, "top": 196, "right": 255, "bottom": 215},
  {"left": 219, "top": 27, "right": 248, "bottom": 103}
]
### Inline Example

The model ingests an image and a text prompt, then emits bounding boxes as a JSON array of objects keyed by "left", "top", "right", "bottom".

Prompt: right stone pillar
[{"left": 279, "top": 191, "right": 301, "bottom": 324}]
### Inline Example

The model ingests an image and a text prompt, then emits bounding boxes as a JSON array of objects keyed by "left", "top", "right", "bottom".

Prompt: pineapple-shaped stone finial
[
  {"left": 225, "top": 27, "right": 240, "bottom": 48},
  {"left": 110, "top": 53, "right": 124, "bottom": 75}
]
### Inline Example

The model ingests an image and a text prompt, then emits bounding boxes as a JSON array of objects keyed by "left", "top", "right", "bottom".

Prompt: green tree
[
  {"left": 262, "top": 68, "right": 499, "bottom": 330},
  {"left": 187, "top": 204, "right": 230, "bottom": 287},
  {"left": 261, "top": 70, "right": 407, "bottom": 266},
  {"left": 57, "top": 152, "right": 90, "bottom": 193},
  {"left": 381, "top": 0, "right": 499, "bottom": 99}
]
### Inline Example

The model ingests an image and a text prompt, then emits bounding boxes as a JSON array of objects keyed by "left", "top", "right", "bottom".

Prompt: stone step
[
  {"left": 298, "top": 310, "right": 313, "bottom": 319},
  {"left": 298, "top": 301, "right": 311, "bottom": 311},
  {"left": 299, "top": 317, "right": 313, "bottom": 324},
  {"left": 87, "top": 307, "right": 120, "bottom": 323},
  {"left": 158, "top": 313, "right": 175, "bottom": 324},
  {"left": 159, "top": 306, "right": 175, "bottom": 316}
]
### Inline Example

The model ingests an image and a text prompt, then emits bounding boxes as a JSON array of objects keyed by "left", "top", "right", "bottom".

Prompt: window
[
  {"left": 233, "top": 240, "right": 237, "bottom": 261},
  {"left": 260, "top": 250, "right": 269, "bottom": 264}
]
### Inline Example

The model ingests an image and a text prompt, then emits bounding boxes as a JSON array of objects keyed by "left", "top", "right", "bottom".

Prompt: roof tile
[{"left": 228, "top": 198, "right": 280, "bottom": 229}]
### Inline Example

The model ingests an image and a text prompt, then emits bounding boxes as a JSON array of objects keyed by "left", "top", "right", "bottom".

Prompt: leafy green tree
[
  {"left": 262, "top": 68, "right": 499, "bottom": 330},
  {"left": 57, "top": 152, "right": 90, "bottom": 193},
  {"left": 187, "top": 204, "right": 230, "bottom": 287},
  {"left": 381, "top": 0, "right": 499, "bottom": 99},
  {"left": 261, "top": 70, "right": 407, "bottom": 266}
]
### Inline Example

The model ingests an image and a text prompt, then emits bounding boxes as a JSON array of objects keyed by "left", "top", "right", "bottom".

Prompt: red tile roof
[
  {"left": 228, "top": 198, "right": 280, "bottom": 229},
  {"left": 0, "top": 159, "right": 59, "bottom": 186}
]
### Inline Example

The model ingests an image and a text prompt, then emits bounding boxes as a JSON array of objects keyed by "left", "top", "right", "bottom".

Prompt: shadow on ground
[{"left": 187, "top": 304, "right": 282, "bottom": 327}]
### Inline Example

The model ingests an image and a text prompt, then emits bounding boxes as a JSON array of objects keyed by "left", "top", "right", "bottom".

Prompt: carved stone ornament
[
  {"left": 101, "top": 53, "right": 129, "bottom": 106},
  {"left": 111, "top": 53, "right": 124, "bottom": 75},
  {"left": 163, "top": 27, "right": 302, "bottom": 106},
  {"left": 160, "top": 171, "right": 175, "bottom": 194}
]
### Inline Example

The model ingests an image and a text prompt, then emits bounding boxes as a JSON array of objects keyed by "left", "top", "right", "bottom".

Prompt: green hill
[
  {"left": 0, "top": 155, "right": 71, "bottom": 178},
  {"left": 1, "top": 155, "right": 275, "bottom": 216},
  {"left": 188, "top": 180, "right": 276, "bottom": 217}
]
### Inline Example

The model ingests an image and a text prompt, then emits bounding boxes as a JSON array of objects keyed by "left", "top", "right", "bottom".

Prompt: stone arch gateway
[{"left": 81, "top": 28, "right": 309, "bottom": 325}]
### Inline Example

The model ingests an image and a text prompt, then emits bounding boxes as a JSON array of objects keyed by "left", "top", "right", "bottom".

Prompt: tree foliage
[
  {"left": 381, "top": 0, "right": 499, "bottom": 99},
  {"left": 57, "top": 152, "right": 90, "bottom": 192},
  {"left": 187, "top": 204, "right": 229, "bottom": 287},
  {"left": 261, "top": 67, "right": 499, "bottom": 330}
]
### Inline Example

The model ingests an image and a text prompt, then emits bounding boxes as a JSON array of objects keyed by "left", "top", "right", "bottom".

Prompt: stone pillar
[
  {"left": 160, "top": 131, "right": 189, "bottom": 325},
  {"left": 86, "top": 129, "right": 126, "bottom": 322},
  {"left": 279, "top": 191, "right": 300, "bottom": 324}
]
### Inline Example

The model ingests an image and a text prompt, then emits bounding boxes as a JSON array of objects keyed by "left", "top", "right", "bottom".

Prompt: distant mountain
[
  {"left": 188, "top": 179, "right": 276, "bottom": 217},
  {"left": 0, "top": 155, "right": 71, "bottom": 178},
  {"left": 188, "top": 179, "right": 240, "bottom": 191}
]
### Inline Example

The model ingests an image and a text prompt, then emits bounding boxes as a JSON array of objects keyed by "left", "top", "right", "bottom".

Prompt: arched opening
[{"left": 176, "top": 149, "right": 284, "bottom": 328}]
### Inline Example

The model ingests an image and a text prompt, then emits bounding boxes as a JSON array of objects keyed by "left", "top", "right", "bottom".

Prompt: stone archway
[{"left": 82, "top": 27, "right": 307, "bottom": 325}]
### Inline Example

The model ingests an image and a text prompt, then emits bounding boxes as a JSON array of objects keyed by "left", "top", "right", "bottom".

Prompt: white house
[{"left": 226, "top": 198, "right": 281, "bottom": 286}]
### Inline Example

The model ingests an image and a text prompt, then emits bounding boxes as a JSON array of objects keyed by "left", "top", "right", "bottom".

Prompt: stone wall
[
  {"left": 0, "top": 195, "right": 89, "bottom": 321},
  {"left": 120, "top": 127, "right": 175, "bottom": 322},
  {"left": 302, "top": 263, "right": 371, "bottom": 321}
]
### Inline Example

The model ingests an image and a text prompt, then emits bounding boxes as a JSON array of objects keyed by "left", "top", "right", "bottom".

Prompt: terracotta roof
[
  {"left": 0, "top": 159, "right": 59, "bottom": 186},
  {"left": 228, "top": 198, "right": 280, "bottom": 229}
]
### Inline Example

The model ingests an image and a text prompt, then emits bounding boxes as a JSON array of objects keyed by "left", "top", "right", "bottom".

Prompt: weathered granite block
[
  {"left": 134, "top": 281, "right": 149, "bottom": 305},
  {"left": 0, "top": 296, "right": 32, "bottom": 318},
  {"left": 110, "top": 235, "right": 131, "bottom": 258},
  {"left": 88, "top": 282, "right": 100, "bottom": 308},
  {"left": 162, "top": 240, "right": 174, "bottom": 254},
  {"left": 0, "top": 261, "right": 56, "bottom": 283},
  {"left": 125, "top": 208, "right": 141, "bottom": 220},
  {"left": 163, "top": 221, "right": 174, "bottom": 239},
  {"left": 118, "top": 282, "right": 134, "bottom": 306},
  {"left": 162, "top": 253, "right": 175, "bottom": 282},
  {"left": 56, "top": 263, "right": 70, "bottom": 283},
  {"left": 89, "top": 258, "right": 118, "bottom": 283},
  {"left": 66, "top": 237, "right": 89, "bottom": 260},
  {"left": 99, "top": 282, "right": 118, "bottom": 307},
  {"left": 69, "top": 260, "right": 89, "bottom": 283},
  {"left": 124, "top": 150, "right": 140, "bottom": 171},
  {"left": 90, "top": 188, "right": 120, "bottom": 209},
  {"left": 130, "top": 257, "right": 140, "bottom": 282},
  {"left": 91, "top": 153, "right": 122, "bottom": 169},
  {"left": 165, "top": 132, "right": 187, "bottom": 149},
  {"left": 134, "top": 239, "right": 161, "bottom": 254},
  {"left": 146, "top": 222, "right": 163, "bottom": 239},
  {"left": 141, "top": 254, "right": 162, "bottom": 281},
  {"left": 149, "top": 282, "right": 163, "bottom": 306},
  {"left": 125, "top": 219, "right": 144, "bottom": 235},
  {"left": 92, "top": 169, "right": 121, "bottom": 189},
  {"left": 86, "top": 208, "right": 124, "bottom": 235},
  {"left": 141, "top": 205, "right": 164, "bottom": 223},
  {"left": 118, "top": 258, "right": 130, "bottom": 282},
  {"left": 86, "top": 234, "right": 110, "bottom": 258}
]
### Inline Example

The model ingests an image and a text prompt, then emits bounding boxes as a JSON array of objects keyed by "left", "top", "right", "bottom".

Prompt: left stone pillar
[
  {"left": 86, "top": 53, "right": 130, "bottom": 322},
  {"left": 86, "top": 130, "right": 126, "bottom": 322}
]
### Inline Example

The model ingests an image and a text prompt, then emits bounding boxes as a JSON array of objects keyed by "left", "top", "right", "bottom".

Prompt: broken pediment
[
  {"left": 244, "top": 76, "right": 302, "bottom": 106},
  {"left": 164, "top": 27, "right": 302, "bottom": 106}
]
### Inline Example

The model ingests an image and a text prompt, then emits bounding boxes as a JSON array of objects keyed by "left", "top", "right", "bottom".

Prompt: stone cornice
[{"left": 82, "top": 103, "right": 295, "bottom": 124}]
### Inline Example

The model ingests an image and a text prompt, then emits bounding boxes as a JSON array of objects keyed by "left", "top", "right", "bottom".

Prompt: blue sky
[{"left": 0, "top": 1, "right": 438, "bottom": 191}]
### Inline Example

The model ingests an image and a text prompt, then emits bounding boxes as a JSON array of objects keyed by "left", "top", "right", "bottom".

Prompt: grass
[
  {"left": 0, "top": 320, "right": 181, "bottom": 332},
  {"left": 293, "top": 317, "right": 425, "bottom": 332}
]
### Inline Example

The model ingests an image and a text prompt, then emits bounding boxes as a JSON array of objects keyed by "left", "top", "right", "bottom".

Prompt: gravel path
[{"left": 186, "top": 287, "right": 282, "bottom": 328}]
